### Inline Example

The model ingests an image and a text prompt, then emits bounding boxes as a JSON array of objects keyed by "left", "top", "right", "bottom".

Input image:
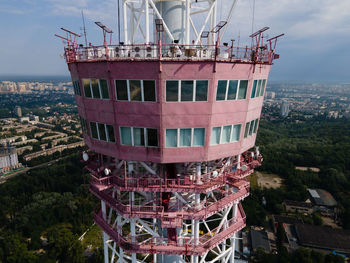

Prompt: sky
[{"left": 0, "top": 0, "right": 349, "bottom": 82}]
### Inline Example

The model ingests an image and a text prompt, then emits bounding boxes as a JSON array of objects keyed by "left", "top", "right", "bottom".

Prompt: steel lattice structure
[{"left": 57, "top": 0, "right": 283, "bottom": 262}]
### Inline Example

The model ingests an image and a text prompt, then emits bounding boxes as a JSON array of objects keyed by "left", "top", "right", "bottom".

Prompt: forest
[
  {"left": 243, "top": 116, "right": 350, "bottom": 263},
  {"left": 0, "top": 117, "right": 349, "bottom": 262}
]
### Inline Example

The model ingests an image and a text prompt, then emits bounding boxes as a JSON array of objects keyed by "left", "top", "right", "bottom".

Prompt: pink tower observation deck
[{"left": 57, "top": 1, "right": 283, "bottom": 262}]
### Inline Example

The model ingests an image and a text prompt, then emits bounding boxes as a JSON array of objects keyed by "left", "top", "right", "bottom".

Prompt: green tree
[
  {"left": 0, "top": 232, "right": 38, "bottom": 263},
  {"left": 46, "top": 223, "right": 84, "bottom": 263}
]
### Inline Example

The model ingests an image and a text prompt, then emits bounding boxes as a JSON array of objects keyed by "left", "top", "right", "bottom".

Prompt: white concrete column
[
  {"left": 230, "top": 203, "right": 238, "bottom": 263},
  {"left": 101, "top": 201, "right": 109, "bottom": 263},
  {"left": 237, "top": 154, "right": 241, "bottom": 169}
]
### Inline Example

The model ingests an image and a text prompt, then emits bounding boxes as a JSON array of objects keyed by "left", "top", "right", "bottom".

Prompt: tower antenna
[
  {"left": 81, "top": 10, "right": 88, "bottom": 47},
  {"left": 117, "top": 0, "right": 121, "bottom": 43}
]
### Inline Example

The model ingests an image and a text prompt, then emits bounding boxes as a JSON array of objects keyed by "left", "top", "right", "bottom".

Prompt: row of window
[
  {"left": 165, "top": 128, "right": 205, "bottom": 147},
  {"left": 216, "top": 80, "right": 248, "bottom": 101},
  {"left": 244, "top": 119, "right": 259, "bottom": 138},
  {"left": 251, "top": 79, "right": 266, "bottom": 98},
  {"left": 210, "top": 124, "right": 242, "bottom": 145},
  {"left": 73, "top": 80, "right": 82, "bottom": 96},
  {"left": 79, "top": 116, "right": 89, "bottom": 135},
  {"left": 80, "top": 118, "right": 258, "bottom": 146},
  {"left": 73, "top": 78, "right": 266, "bottom": 102},
  {"left": 90, "top": 122, "right": 116, "bottom": 143},
  {"left": 83, "top": 79, "right": 110, "bottom": 99},
  {"left": 166, "top": 80, "right": 208, "bottom": 102},
  {"left": 116, "top": 80, "right": 156, "bottom": 102},
  {"left": 120, "top": 127, "right": 159, "bottom": 147}
]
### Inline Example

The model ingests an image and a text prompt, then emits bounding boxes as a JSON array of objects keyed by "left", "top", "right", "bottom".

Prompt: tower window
[
  {"left": 129, "top": 80, "right": 142, "bottom": 101},
  {"left": 166, "top": 128, "right": 206, "bottom": 147},
  {"left": 120, "top": 126, "right": 158, "bottom": 147},
  {"left": 90, "top": 122, "right": 115, "bottom": 143},
  {"left": 216, "top": 80, "right": 245, "bottom": 101},
  {"left": 244, "top": 118, "right": 259, "bottom": 139},
  {"left": 116, "top": 80, "right": 156, "bottom": 102},
  {"left": 166, "top": 81, "right": 179, "bottom": 102},
  {"left": 166, "top": 80, "right": 208, "bottom": 102},
  {"left": 72, "top": 79, "right": 81, "bottom": 96},
  {"left": 82, "top": 78, "right": 110, "bottom": 99},
  {"left": 237, "top": 80, "right": 248, "bottom": 100},
  {"left": 210, "top": 123, "right": 242, "bottom": 145},
  {"left": 115, "top": 80, "right": 128, "bottom": 100},
  {"left": 251, "top": 79, "right": 267, "bottom": 98}
]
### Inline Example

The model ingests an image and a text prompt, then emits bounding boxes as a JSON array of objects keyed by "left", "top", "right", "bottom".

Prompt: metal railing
[
  {"left": 89, "top": 181, "right": 249, "bottom": 221},
  {"left": 64, "top": 43, "right": 273, "bottom": 64},
  {"left": 93, "top": 205, "right": 246, "bottom": 255},
  {"left": 87, "top": 157, "right": 260, "bottom": 193}
]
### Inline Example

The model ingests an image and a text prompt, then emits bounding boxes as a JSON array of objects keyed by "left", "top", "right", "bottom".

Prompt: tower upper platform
[{"left": 69, "top": 50, "right": 270, "bottom": 163}]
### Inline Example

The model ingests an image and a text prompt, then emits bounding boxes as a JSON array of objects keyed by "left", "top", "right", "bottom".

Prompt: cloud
[{"left": 0, "top": 6, "right": 25, "bottom": 14}]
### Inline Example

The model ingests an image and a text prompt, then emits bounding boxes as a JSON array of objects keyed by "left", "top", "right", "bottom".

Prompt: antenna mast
[{"left": 81, "top": 10, "right": 88, "bottom": 47}]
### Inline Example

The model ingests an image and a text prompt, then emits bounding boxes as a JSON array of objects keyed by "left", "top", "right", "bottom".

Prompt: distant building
[
  {"left": 0, "top": 144, "right": 21, "bottom": 174},
  {"left": 283, "top": 200, "right": 314, "bottom": 214},
  {"left": 29, "top": 115, "right": 39, "bottom": 123},
  {"left": 20, "top": 116, "right": 30, "bottom": 123},
  {"left": 281, "top": 100, "right": 290, "bottom": 117},
  {"left": 266, "top": 91, "right": 275, "bottom": 99},
  {"left": 14, "top": 106, "right": 22, "bottom": 117},
  {"left": 271, "top": 215, "right": 303, "bottom": 233},
  {"left": 295, "top": 224, "right": 350, "bottom": 254},
  {"left": 308, "top": 189, "right": 337, "bottom": 216},
  {"left": 250, "top": 230, "right": 271, "bottom": 254},
  {"left": 36, "top": 122, "right": 55, "bottom": 129}
]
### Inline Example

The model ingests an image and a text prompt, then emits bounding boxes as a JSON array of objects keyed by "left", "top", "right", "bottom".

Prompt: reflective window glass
[
  {"left": 100, "top": 79, "right": 109, "bottom": 99},
  {"left": 193, "top": 128, "right": 205, "bottom": 146},
  {"left": 210, "top": 127, "right": 221, "bottom": 145},
  {"left": 179, "top": 128, "right": 191, "bottom": 147},
  {"left": 133, "top": 128, "right": 145, "bottom": 146},
  {"left": 166, "top": 129, "right": 177, "bottom": 147},
  {"left": 98, "top": 123, "right": 107, "bottom": 141},
  {"left": 260, "top": 79, "right": 266, "bottom": 96},
  {"left": 195, "top": 80, "right": 208, "bottom": 101},
  {"left": 181, "top": 80, "right": 194, "bottom": 101},
  {"left": 143, "top": 80, "right": 156, "bottom": 101},
  {"left": 91, "top": 79, "right": 100, "bottom": 98},
  {"left": 216, "top": 80, "right": 227, "bottom": 100},
  {"left": 115, "top": 80, "right": 128, "bottom": 100},
  {"left": 83, "top": 79, "right": 92, "bottom": 98},
  {"left": 166, "top": 81, "right": 179, "bottom": 102},
  {"left": 253, "top": 119, "right": 259, "bottom": 133},
  {"left": 129, "top": 80, "right": 142, "bottom": 101},
  {"left": 222, "top": 125, "right": 232, "bottom": 143},
  {"left": 249, "top": 120, "right": 255, "bottom": 136},
  {"left": 106, "top": 125, "right": 115, "bottom": 142},
  {"left": 90, "top": 122, "right": 98, "bottom": 139},
  {"left": 76, "top": 81, "right": 81, "bottom": 96},
  {"left": 120, "top": 127, "right": 132, "bottom": 145},
  {"left": 238, "top": 80, "right": 248, "bottom": 99},
  {"left": 251, "top": 80, "right": 257, "bottom": 98},
  {"left": 232, "top": 124, "right": 241, "bottom": 142},
  {"left": 244, "top": 122, "right": 250, "bottom": 138},
  {"left": 227, "top": 80, "right": 238, "bottom": 100},
  {"left": 147, "top": 128, "right": 158, "bottom": 147},
  {"left": 256, "top": 80, "right": 262, "bottom": 98}
]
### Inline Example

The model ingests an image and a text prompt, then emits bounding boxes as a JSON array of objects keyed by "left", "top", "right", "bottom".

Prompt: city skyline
[{"left": 0, "top": 0, "right": 349, "bottom": 81}]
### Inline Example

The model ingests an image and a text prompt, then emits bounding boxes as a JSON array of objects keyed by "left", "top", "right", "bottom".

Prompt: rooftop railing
[{"left": 64, "top": 43, "right": 273, "bottom": 64}]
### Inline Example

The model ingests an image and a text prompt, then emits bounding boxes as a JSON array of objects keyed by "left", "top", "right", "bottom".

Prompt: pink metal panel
[{"left": 69, "top": 60, "right": 271, "bottom": 163}]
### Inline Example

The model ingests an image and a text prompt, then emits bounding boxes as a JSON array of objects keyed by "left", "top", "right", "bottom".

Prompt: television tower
[{"left": 57, "top": 1, "right": 283, "bottom": 262}]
